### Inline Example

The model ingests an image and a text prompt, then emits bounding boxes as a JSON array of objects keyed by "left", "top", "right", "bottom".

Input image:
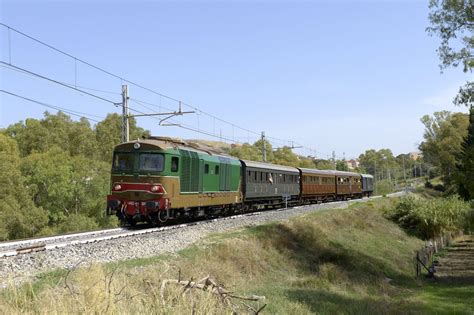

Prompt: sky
[{"left": 0, "top": 0, "right": 472, "bottom": 159}]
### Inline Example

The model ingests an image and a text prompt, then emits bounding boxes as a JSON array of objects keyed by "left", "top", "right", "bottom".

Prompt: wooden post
[{"left": 416, "top": 251, "right": 420, "bottom": 277}]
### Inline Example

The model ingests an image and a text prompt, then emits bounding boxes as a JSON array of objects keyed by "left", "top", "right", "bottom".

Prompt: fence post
[{"left": 416, "top": 251, "right": 420, "bottom": 278}]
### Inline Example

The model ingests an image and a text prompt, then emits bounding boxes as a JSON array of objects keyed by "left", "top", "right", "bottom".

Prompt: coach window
[
  {"left": 204, "top": 164, "right": 209, "bottom": 174},
  {"left": 215, "top": 165, "right": 220, "bottom": 175},
  {"left": 254, "top": 171, "right": 258, "bottom": 182}
]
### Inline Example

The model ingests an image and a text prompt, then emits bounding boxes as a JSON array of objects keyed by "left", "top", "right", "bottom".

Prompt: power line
[
  {"left": 0, "top": 24, "right": 302, "bottom": 144},
  {"left": 0, "top": 63, "right": 120, "bottom": 96},
  {"left": 128, "top": 100, "right": 244, "bottom": 144},
  {"left": 0, "top": 62, "right": 120, "bottom": 106},
  {"left": 0, "top": 90, "right": 104, "bottom": 123},
  {"left": 1, "top": 23, "right": 345, "bottom": 160}
]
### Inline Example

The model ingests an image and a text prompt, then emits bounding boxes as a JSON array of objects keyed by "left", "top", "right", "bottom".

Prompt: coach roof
[
  {"left": 241, "top": 160, "right": 299, "bottom": 173},
  {"left": 298, "top": 168, "right": 360, "bottom": 177}
]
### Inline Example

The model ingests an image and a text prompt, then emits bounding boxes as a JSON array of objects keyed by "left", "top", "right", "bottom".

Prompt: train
[{"left": 106, "top": 137, "right": 374, "bottom": 226}]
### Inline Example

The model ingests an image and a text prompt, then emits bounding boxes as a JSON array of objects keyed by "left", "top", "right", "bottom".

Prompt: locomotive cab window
[
  {"left": 204, "top": 164, "right": 209, "bottom": 174},
  {"left": 113, "top": 153, "right": 134, "bottom": 171},
  {"left": 139, "top": 153, "right": 164, "bottom": 172},
  {"left": 171, "top": 157, "right": 179, "bottom": 172},
  {"left": 215, "top": 165, "right": 220, "bottom": 175}
]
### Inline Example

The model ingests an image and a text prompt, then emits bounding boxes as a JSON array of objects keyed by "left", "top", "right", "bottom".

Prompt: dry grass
[{"left": 1, "top": 197, "right": 472, "bottom": 314}]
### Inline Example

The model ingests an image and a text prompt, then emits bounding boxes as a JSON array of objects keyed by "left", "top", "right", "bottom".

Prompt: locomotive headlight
[
  {"left": 114, "top": 184, "right": 122, "bottom": 191},
  {"left": 134, "top": 142, "right": 140, "bottom": 149},
  {"left": 151, "top": 185, "right": 159, "bottom": 192}
]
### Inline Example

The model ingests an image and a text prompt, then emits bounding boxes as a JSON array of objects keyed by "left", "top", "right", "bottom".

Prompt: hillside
[{"left": 1, "top": 197, "right": 473, "bottom": 314}]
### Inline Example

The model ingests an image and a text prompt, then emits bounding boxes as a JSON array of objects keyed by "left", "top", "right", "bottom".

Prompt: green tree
[
  {"left": 0, "top": 134, "right": 48, "bottom": 240},
  {"left": 4, "top": 112, "right": 98, "bottom": 158},
  {"left": 419, "top": 111, "right": 469, "bottom": 188},
  {"left": 314, "top": 159, "right": 335, "bottom": 170},
  {"left": 253, "top": 139, "right": 274, "bottom": 162},
  {"left": 428, "top": 0, "right": 474, "bottom": 198},
  {"left": 20, "top": 147, "right": 110, "bottom": 227},
  {"left": 428, "top": 0, "right": 473, "bottom": 108},
  {"left": 95, "top": 113, "right": 150, "bottom": 162},
  {"left": 228, "top": 143, "right": 261, "bottom": 161},
  {"left": 457, "top": 107, "right": 474, "bottom": 199},
  {"left": 336, "top": 160, "right": 349, "bottom": 171},
  {"left": 273, "top": 146, "right": 299, "bottom": 166},
  {"left": 427, "top": 0, "right": 473, "bottom": 72},
  {"left": 359, "top": 149, "right": 399, "bottom": 180},
  {"left": 298, "top": 157, "right": 316, "bottom": 168}
]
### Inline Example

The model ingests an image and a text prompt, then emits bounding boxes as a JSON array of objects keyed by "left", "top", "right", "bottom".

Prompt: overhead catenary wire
[
  {"left": 0, "top": 90, "right": 104, "bottom": 123},
  {"left": 0, "top": 61, "right": 120, "bottom": 106},
  {"left": 0, "top": 63, "right": 121, "bottom": 96},
  {"left": 1, "top": 23, "right": 347, "bottom": 160}
]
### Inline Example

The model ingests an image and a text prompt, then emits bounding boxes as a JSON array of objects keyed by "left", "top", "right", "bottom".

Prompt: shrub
[
  {"left": 56, "top": 214, "right": 99, "bottom": 234},
  {"left": 386, "top": 195, "right": 470, "bottom": 239}
]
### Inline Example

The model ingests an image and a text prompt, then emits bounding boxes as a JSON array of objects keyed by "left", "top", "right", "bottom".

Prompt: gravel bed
[
  {"left": 0, "top": 197, "right": 384, "bottom": 287},
  {"left": 0, "top": 228, "right": 127, "bottom": 253}
]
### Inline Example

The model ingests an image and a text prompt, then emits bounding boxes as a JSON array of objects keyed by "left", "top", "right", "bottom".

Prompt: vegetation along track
[{"left": 0, "top": 193, "right": 402, "bottom": 287}]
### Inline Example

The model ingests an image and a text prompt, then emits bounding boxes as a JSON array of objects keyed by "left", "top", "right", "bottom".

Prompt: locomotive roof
[
  {"left": 115, "top": 137, "right": 236, "bottom": 160},
  {"left": 361, "top": 174, "right": 374, "bottom": 178},
  {"left": 241, "top": 160, "right": 300, "bottom": 173},
  {"left": 299, "top": 168, "right": 361, "bottom": 177}
]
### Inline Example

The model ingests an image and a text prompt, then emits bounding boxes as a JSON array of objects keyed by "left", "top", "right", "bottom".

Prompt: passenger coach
[{"left": 241, "top": 160, "right": 300, "bottom": 209}]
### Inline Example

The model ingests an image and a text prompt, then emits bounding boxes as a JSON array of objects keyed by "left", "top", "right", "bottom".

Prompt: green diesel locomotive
[{"left": 106, "top": 137, "right": 241, "bottom": 225}]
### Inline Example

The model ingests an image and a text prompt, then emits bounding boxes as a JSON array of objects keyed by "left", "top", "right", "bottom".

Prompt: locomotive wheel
[{"left": 158, "top": 210, "right": 169, "bottom": 223}]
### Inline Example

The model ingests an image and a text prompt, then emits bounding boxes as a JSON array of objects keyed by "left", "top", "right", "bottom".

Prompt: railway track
[
  {"left": 0, "top": 211, "right": 277, "bottom": 258},
  {"left": 0, "top": 194, "right": 392, "bottom": 259}
]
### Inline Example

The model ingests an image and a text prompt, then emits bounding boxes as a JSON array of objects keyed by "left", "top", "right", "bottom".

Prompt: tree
[
  {"left": 427, "top": 0, "right": 473, "bottom": 71},
  {"left": 428, "top": 1, "right": 473, "bottom": 197},
  {"left": 253, "top": 139, "right": 274, "bottom": 162},
  {"left": 273, "top": 146, "right": 299, "bottom": 166},
  {"left": 314, "top": 159, "right": 335, "bottom": 170},
  {"left": 229, "top": 143, "right": 261, "bottom": 161},
  {"left": 457, "top": 107, "right": 474, "bottom": 199},
  {"left": 0, "top": 134, "right": 48, "bottom": 240},
  {"left": 336, "top": 160, "right": 349, "bottom": 171},
  {"left": 95, "top": 113, "right": 150, "bottom": 162},
  {"left": 359, "top": 149, "right": 399, "bottom": 180},
  {"left": 20, "top": 147, "right": 110, "bottom": 226},
  {"left": 419, "top": 111, "right": 469, "bottom": 188},
  {"left": 4, "top": 112, "right": 98, "bottom": 158}
]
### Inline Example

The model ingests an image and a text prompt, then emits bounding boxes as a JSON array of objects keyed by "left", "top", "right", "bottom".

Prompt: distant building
[
  {"left": 346, "top": 159, "right": 359, "bottom": 170},
  {"left": 409, "top": 151, "right": 422, "bottom": 161}
]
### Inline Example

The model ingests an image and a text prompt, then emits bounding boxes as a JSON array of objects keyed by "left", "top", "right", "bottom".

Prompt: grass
[{"left": 1, "top": 197, "right": 474, "bottom": 314}]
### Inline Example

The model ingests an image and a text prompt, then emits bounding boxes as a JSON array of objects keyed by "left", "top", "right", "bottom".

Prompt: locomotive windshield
[
  {"left": 139, "top": 153, "right": 164, "bottom": 172},
  {"left": 113, "top": 153, "right": 134, "bottom": 171}
]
